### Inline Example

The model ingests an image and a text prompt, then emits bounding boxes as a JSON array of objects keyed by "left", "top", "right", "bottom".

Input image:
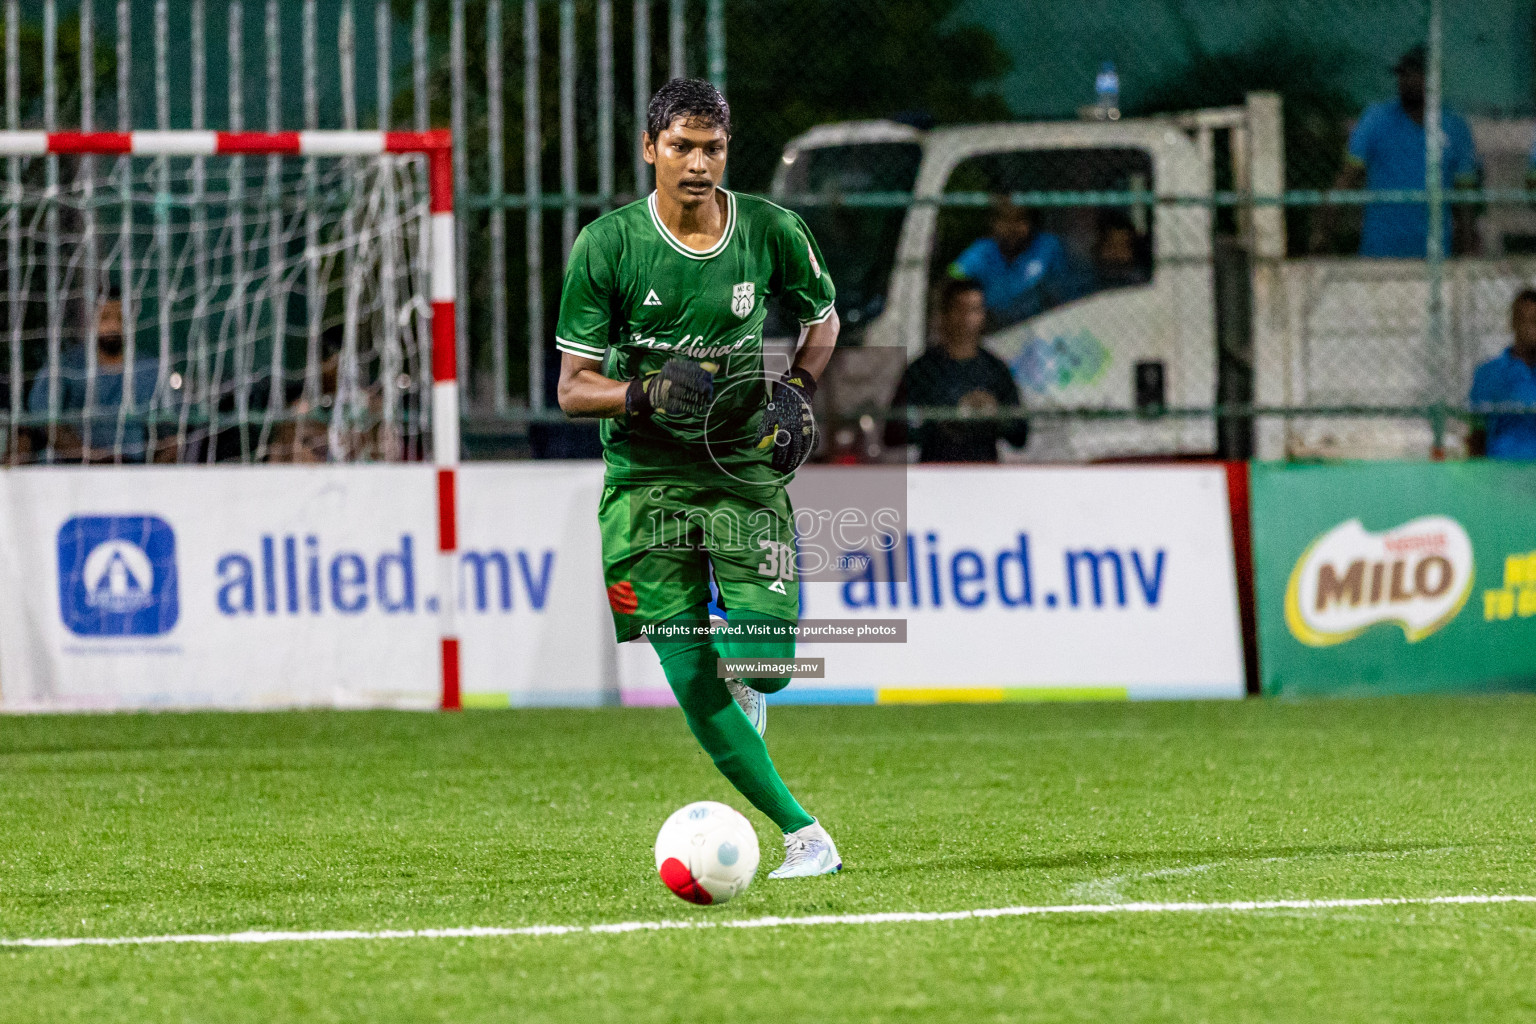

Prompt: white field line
[{"left": 2, "top": 894, "right": 1534, "bottom": 950}]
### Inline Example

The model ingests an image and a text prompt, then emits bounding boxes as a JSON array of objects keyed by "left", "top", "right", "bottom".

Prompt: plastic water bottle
[{"left": 1095, "top": 61, "right": 1120, "bottom": 121}]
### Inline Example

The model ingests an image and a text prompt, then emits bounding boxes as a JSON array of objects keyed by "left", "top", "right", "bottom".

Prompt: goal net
[{"left": 0, "top": 132, "right": 451, "bottom": 465}]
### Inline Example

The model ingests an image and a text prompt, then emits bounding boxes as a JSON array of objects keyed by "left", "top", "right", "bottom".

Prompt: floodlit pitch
[{"left": 2, "top": 698, "right": 1536, "bottom": 1021}]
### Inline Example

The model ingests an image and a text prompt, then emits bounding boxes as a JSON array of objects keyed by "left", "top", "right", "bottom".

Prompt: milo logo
[{"left": 1284, "top": 516, "right": 1474, "bottom": 646}]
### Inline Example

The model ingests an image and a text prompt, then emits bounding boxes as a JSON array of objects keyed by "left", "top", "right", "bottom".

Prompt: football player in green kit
[{"left": 555, "top": 78, "right": 841, "bottom": 878}]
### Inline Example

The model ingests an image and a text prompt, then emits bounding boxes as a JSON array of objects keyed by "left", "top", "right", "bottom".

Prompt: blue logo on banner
[{"left": 57, "top": 516, "right": 179, "bottom": 637}]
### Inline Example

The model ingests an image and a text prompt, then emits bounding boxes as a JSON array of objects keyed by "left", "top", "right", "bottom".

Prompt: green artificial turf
[{"left": 2, "top": 698, "right": 1536, "bottom": 1022}]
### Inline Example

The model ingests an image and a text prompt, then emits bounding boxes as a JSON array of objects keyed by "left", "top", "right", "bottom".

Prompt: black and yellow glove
[
  {"left": 626, "top": 358, "right": 715, "bottom": 419},
  {"left": 755, "top": 367, "right": 818, "bottom": 475}
]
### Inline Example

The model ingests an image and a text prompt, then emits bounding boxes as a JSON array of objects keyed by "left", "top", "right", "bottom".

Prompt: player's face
[{"left": 644, "top": 118, "right": 729, "bottom": 207}]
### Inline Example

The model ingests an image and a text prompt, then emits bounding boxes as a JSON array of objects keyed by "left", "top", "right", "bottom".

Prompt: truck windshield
[{"left": 774, "top": 142, "right": 922, "bottom": 338}]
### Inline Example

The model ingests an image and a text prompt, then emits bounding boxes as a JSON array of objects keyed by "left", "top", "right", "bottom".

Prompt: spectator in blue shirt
[
  {"left": 28, "top": 295, "right": 162, "bottom": 463},
  {"left": 949, "top": 199, "right": 1072, "bottom": 326},
  {"left": 1470, "top": 289, "right": 1536, "bottom": 460},
  {"left": 1315, "top": 45, "right": 1479, "bottom": 257}
]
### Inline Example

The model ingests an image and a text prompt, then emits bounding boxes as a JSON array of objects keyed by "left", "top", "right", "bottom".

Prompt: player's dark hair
[
  {"left": 1513, "top": 287, "right": 1536, "bottom": 317},
  {"left": 940, "top": 276, "right": 984, "bottom": 312},
  {"left": 646, "top": 77, "right": 731, "bottom": 140}
]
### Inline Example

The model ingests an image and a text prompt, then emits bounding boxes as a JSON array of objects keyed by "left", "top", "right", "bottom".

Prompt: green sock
[
  {"left": 719, "top": 608, "right": 796, "bottom": 695},
  {"left": 655, "top": 607, "right": 814, "bottom": 833}
]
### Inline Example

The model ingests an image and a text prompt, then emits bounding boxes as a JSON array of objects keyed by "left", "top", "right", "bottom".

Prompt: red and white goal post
[{"left": 0, "top": 130, "right": 463, "bottom": 709}]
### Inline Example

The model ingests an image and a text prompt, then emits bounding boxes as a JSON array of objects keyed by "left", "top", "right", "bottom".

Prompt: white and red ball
[{"left": 654, "top": 801, "right": 760, "bottom": 905}]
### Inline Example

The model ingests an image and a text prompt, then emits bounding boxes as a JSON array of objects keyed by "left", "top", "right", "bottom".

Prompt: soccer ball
[{"left": 654, "top": 801, "right": 760, "bottom": 905}]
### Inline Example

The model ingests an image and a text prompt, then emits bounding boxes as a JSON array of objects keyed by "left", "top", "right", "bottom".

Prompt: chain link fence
[
  {"left": 4, "top": 1, "right": 1536, "bottom": 463},
  {"left": 738, "top": 0, "right": 1536, "bottom": 463},
  {"left": 436, "top": 0, "right": 1536, "bottom": 463}
]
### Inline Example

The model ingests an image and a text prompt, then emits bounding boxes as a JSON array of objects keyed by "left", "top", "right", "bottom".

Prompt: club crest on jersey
[{"left": 732, "top": 282, "right": 755, "bottom": 318}]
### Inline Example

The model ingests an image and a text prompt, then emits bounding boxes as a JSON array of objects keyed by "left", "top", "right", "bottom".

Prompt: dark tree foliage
[
  {"left": 1, "top": 14, "right": 117, "bottom": 128},
  {"left": 1130, "top": 36, "right": 1359, "bottom": 252},
  {"left": 726, "top": 0, "right": 1012, "bottom": 188},
  {"left": 394, "top": 0, "right": 1011, "bottom": 192}
]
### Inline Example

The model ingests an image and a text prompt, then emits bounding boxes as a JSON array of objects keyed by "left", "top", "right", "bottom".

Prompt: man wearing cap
[{"left": 1315, "top": 45, "right": 1479, "bottom": 258}]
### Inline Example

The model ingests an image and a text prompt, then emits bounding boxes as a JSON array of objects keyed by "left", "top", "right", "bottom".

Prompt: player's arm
[
  {"left": 790, "top": 308, "right": 839, "bottom": 381},
  {"left": 558, "top": 352, "right": 714, "bottom": 420},
  {"left": 778, "top": 210, "right": 840, "bottom": 383},
  {"left": 557, "top": 353, "right": 628, "bottom": 417},
  {"left": 555, "top": 226, "right": 624, "bottom": 417}
]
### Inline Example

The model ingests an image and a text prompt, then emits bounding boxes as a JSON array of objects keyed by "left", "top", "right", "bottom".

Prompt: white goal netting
[{"left": 1, "top": 151, "right": 434, "bottom": 464}]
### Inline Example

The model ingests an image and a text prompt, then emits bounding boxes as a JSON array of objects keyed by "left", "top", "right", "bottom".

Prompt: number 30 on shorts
[{"left": 756, "top": 539, "right": 796, "bottom": 581}]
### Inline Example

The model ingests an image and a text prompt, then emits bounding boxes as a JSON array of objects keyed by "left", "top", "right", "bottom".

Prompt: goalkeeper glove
[
  {"left": 755, "top": 366, "right": 819, "bottom": 475},
  {"left": 626, "top": 358, "right": 715, "bottom": 419}
]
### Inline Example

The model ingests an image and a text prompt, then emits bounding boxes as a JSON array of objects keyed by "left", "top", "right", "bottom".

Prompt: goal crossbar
[
  {"left": 0, "top": 129, "right": 447, "bottom": 161},
  {"left": 0, "top": 129, "right": 463, "bottom": 710}
]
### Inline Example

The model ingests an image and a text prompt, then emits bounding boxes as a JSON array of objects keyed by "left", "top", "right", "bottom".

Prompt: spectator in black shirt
[{"left": 886, "top": 278, "right": 1028, "bottom": 462}]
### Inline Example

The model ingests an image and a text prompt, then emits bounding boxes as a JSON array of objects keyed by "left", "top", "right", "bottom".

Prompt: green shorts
[{"left": 598, "top": 482, "right": 800, "bottom": 642}]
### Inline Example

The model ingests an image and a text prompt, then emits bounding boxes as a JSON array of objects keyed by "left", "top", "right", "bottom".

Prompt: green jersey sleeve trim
[
  {"left": 800, "top": 302, "right": 836, "bottom": 326},
  {"left": 556, "top": 335, "right": 607, "bottom": 359}
]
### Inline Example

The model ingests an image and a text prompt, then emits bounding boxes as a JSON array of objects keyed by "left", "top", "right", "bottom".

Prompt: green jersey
[{"left": 555, "top": 188, "right": 835, "bottom": 494}]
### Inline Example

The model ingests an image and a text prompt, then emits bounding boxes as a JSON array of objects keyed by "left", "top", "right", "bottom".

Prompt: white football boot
[
  {"left": 725, "top": 677, "right": 767, "bottom": 737},
  {"left": 768, "top": 820, "right": 842, "bottom": 879}
]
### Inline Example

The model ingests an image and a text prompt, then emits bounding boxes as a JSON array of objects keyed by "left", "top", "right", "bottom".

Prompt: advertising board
[
  {"left": 0, "top": 463, "right": 1247, "bottom": 711},
  {"left": 0, "top": 464, "right": 610, "bottom": 710},
  {"left": 1252, "top": 461, "right": 1536, "bottom": 696},
  {"left": 619, "top": 465, "right": 1247, "bottom": 704}
]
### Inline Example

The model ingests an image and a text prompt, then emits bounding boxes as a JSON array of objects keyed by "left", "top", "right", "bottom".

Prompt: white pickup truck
[{"left": 771, "top": 94, "right": 1536, "bottom": 461}]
